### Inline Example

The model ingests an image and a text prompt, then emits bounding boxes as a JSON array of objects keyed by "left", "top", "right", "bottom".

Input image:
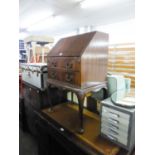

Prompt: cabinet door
[
  {"left": 30, "top": 88, "right": 41, "bottom": 109},
  {"left": 24, "top": 102, "right": 38, "bottom": 136}
]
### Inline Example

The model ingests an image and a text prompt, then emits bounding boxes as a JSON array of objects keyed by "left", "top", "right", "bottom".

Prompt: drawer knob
[
  {"left": 60, "top": 128, "right": 64, "bottom": 132},
  {"left": 65, "top": 73, "right": 73, "bottom": 82},
  {"left": 66, "top": 63, "right": 73, "bottom": 70},
  {"left": 51, "top": 62, "right": 57, "bottom": 67},
  {"left": 51, "top": 71, "right": 56, "bottom": 79}
]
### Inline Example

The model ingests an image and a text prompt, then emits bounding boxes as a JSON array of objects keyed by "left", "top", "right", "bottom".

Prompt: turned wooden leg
[{"left": 77, "top": 93, "right": 85, "bottom": 134}]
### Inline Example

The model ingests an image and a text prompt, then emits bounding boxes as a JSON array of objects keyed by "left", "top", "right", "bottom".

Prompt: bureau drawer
[
  {"left": 48, "top": 57, "right": 81, "bottom": 71},
  {"left": 48, "top": 68, "right": 81, "bottom": 86}
]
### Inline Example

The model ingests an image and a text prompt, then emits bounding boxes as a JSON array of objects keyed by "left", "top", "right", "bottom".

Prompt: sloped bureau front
[{"left": 47, "top": 31, "right": 108, "bottom": 89}]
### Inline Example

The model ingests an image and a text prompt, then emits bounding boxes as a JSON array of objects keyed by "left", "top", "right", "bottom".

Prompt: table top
[
  {"left": 41, "top": 103, "right": 121, "bottom": 155},
  {"left": 47, "top": 78, "right": 107, "bottom": 94}
]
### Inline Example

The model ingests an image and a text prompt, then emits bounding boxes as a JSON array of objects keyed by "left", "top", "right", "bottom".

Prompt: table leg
[{"left": 77, "top": 93, "right": 85, "bottom": 134}]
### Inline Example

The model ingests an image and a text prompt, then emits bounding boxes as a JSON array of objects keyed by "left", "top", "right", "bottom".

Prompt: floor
[{"left": 19, "top": 128, "right": 38, "bottom": 155}]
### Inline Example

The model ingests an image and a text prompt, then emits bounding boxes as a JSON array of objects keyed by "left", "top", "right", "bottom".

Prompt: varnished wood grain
[
  {"left": 47, "top": 31, "right": 108, "bottom": 89},
  {"left": 42, "top": 103, "right": 120, "bottom": 155}
]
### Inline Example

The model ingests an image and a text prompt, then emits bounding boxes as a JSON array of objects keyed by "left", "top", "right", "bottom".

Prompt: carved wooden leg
[{"left": 77, "top": 93, "right": 85, "bottom": 134}]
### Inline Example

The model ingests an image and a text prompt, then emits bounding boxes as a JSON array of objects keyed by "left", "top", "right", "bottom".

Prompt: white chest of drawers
[{"left": 100, "top": 98, "right": 135, "bottom": 151}]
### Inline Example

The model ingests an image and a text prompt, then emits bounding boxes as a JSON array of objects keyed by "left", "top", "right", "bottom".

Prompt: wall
[{"left": 108, "top": 43, "right": 135, "bottom": 88}]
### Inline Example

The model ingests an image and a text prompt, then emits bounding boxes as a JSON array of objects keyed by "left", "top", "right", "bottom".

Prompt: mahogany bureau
[{"left": 47, "top": 31, "right": 109, "bottom": 133}]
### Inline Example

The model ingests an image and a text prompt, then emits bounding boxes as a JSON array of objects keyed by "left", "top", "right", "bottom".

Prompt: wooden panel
[
  {"left": 81, "top": 32, "right": 108, "bottom": 88},
  {"left": 48, "top": 32, "right": 96, "bottom": 57},
  {"left": 108, "top": 43, "right": 135, "bottom": 88}
]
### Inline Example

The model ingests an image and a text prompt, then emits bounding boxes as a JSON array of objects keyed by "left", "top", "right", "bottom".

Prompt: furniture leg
[{"left": 77, "top": 93, "right": 85, "bottom": 134}]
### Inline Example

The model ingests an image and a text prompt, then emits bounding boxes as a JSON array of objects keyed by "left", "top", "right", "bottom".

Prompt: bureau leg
[{"left": 77, "top": 93, "right": 85, "bottom": 134}]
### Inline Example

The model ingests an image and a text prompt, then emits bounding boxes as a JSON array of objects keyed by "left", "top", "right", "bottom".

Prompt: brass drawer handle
[
  {"left": 66, "top": 62, "right": 73, "bottom": 70},
  {"left": 65, "top": 74, "right": 73, "bottom": 82},
  {"left": 51, "top": 62, "right": 57, "bottom": 67},
  {"left": 51, "top": 72, "right": 56, "bottom": 79}
]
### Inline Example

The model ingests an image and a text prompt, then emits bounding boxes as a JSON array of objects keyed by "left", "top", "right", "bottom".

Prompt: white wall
[
  {"left": 19, "top": 19, "right": 135, "bottom": 45},
  {"left": 52, "top": 19, "right": 135, "bottom": 45}
]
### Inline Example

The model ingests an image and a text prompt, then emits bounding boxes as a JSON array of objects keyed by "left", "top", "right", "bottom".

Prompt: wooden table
[
  {"left": 47, "top": 79, "right": 107, "bottom": 133},
  {"left": 35, "top": 103, "right": 134, "bottom": 155}
]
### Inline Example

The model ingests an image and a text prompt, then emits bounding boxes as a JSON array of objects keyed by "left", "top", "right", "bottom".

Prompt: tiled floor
[{"left": 19, "top": 128, "right": 38, "bottom": 155}]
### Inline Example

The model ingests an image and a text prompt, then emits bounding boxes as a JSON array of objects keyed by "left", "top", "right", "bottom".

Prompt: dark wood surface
[
  {"left": 41, "top": 103, "right": 121, "bottom": 155},
  {"left": 48, "top": 32, "right": 96, "bottom": 57},
  {"left": 23, "top": 82, "right": 49, "bottom": 110}
]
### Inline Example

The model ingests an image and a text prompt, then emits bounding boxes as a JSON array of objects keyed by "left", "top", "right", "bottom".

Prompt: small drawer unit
[{"left": 100, "top": 98, "right": 135, "bottom": 151}]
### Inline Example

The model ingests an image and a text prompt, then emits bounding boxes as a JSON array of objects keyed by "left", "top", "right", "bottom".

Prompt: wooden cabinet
[
  {"left": 47, "top": 31, "right": 108, "bottom": 89},
  {"left": 23, "top": 83, "right": 49, "bottom": 110},
  {"left": 23, "top": 82, "right": 67, "bottom": 136}
]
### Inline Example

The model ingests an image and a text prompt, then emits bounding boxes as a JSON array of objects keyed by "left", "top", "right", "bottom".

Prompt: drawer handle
[
  {"left": 36, "top": 70, "right": 40, "bottom": 77},
  {"left": 108, "top": 123, "right": 119, "bottom": 130},
  {"left": 107, "top": 134, "right": 117, "bottom": 141},
  {"left": 66, "top": 63, "right": 73, "bottom": 70},
  {"left": 51, "top": 62, "right": 57, "bottom": 67},
  {"left": 65, "top": 74, "right": 73, "bottom": 82},
  {"left": 51, "top": 72, "right": 56, "bottom": 79},
  {"left": 108, "top": 128, "right": 119, "bottom": 135},
  {"left": 109, "top": 112, "right": 120, "bottom": 118},
  {"left": 28, "top": 71, "right": 31, "bottom": 77},
  {"left": 108, "top": 118, "right": 119, "bottom": 124}
]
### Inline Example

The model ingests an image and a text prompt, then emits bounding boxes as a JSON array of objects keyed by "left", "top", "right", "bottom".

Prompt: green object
[{"left": 107, "top": 75, "right": 126, "bottom": 96}]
